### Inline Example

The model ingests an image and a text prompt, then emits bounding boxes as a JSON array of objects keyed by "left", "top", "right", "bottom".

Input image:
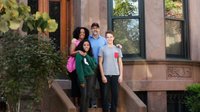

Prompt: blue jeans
[{"left": 102, "top": 75, "right": 119, "bottom": 112}]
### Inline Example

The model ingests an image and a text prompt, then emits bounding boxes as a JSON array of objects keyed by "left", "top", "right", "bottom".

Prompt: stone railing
[
  {"left": 41, "top": 80, "right": 76, "bottom": 112},
  {"left": 41, "top": 80, "right": 147, "bottom": 112},
  {"left": 118, "top": 82, "right": 147, "bottom": 112}
]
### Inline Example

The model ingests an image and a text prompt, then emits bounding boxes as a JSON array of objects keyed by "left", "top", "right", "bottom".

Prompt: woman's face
[
  {"left": 83, "top": 41, "right": 90, "bottom": 52},
  {"left": 106, "top": 33, "right": 114, "bottom": 44},
  {"left": 79, "top": 28, "right": 85, "bottom": 40}
]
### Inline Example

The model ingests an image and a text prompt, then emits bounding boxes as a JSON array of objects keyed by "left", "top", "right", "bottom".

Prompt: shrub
[
  {"left": 0, "top": 31, "right": 66, "bottom": 112},
  {"left": 185, "top": 83, "right": 200, "bottom": 112}
]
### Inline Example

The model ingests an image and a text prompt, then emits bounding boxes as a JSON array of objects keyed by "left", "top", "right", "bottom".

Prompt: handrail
[
  {"left": 50, "top": 81, "right": 76, "bottom": 112},
  {"left": 118, "top": 82, "right": 147, "bottom": 112}
]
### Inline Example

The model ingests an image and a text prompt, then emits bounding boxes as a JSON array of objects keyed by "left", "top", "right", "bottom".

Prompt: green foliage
[
  {"left": 0, "top": 0, "right": 58, "bottom": 33},
  {"left": 22, "top": 12, "right": 58, "bottom": 33},
  {"left": 0, "top": 0, "right": 60, "bottom": 111},
  {"left": 165, "top": 0, "right": 183, "bottom": 18},
  {"left": 113, "top": 0, "right": 137, "bottom": 16},
  {"left": 185, "top": 84, "right": 200, "bottom": 112},
  {"left": 0, "top": 0, "right": 30, "bottom": 32},
  {"left": 0, "top": 31, "right": 66, "bottom": 111},
  {"left": 165, "top": 0, "right": 177, "bottom": 11},
  {"left": 114, "top": 20, "right": 140, "bottom": 54}
]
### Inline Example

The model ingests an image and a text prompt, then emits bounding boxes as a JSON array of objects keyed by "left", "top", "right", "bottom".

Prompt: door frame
[{"left": 38, "top": 0, "right": 73, "bottom": 55}]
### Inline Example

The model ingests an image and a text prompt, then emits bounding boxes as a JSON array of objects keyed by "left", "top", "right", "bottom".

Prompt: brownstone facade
[
  {"left": 72, "top": 0, "right": 200, "bottom": 112},
  {"left": 21, "top": 0, "right": 200, "bottom": 112}
]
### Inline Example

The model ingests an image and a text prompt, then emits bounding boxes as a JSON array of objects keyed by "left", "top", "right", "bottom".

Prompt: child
[
  {"left": 99, "top": 31, "right": 123, "bottom": 112},
  {"left": 75, "top": 39, "right": 97, "bottom": 112}
]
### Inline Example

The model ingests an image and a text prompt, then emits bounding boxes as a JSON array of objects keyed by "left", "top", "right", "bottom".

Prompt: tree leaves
[
  {"left": 0, "top": 0, "right": 58, "bottom": 33},
  {"left": 0, "top": 32, "right": 66, "bottom": 111}
]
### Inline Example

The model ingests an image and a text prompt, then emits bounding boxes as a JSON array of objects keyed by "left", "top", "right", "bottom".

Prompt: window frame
[
  {"left": 164, "top": 0, "right": 190, "bottom": 59},
  {"left": 107, "top": 0, "right": 146, "bottom": 59}
]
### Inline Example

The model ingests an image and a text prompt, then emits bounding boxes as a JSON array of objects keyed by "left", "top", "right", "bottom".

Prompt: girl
[
  {"left": 98, "top": 31, "right": 123, "bottom": 112},
  {"left": 75, "top": 39, "right": 97, "bottom": 112}
]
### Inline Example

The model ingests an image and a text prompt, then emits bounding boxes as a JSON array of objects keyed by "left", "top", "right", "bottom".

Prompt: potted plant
[{"left": 0, "top": 0, "right": 66, "bottom": 111}]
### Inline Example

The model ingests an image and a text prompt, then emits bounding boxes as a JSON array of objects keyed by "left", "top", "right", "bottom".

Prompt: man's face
[{"left": 91, "top": 26, "right": 100, "bottom": 36}]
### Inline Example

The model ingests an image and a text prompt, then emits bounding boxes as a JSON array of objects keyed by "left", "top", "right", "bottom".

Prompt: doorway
[{"left": 28, "top": 0, "right": 73, "bottom": 55}]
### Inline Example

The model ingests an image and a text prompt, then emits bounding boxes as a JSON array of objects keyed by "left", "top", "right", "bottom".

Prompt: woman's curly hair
[{"left": 73, "top": 27, "right": 89, "bottom": 40}]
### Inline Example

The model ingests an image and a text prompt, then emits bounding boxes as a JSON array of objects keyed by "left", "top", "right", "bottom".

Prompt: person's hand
[
  {"left": 78, "top": 50, "right": 86, "bottom": 56},
  {"left": 116, "top": 44, "right": 122, "bottom": 49},
  {"left": 102, "top": 76, "right": 107, "bottom": 83},
  {"left": 118, "top": 75, "right": 123, "bottom": 83},
  {"left": 80, "top": 83, "right": 85, "bottom": 87}
]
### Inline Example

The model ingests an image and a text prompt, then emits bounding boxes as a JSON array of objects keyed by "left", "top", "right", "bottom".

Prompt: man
[{"left": 88, "top": 22, "right": 106, "bottom": 108}]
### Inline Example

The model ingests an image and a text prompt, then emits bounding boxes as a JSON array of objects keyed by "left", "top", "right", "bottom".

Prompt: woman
[
  {"left": 67, "top": 27, "right": 89, "bottom": 107},
  {"left": 75, "top": 39, "right": 97, "bottom": 112},
  {"left": 98, "top": 31, "right": 123, "bottom": 112}
]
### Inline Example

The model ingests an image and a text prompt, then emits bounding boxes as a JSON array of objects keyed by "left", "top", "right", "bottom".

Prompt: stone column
[
  {"left": 145, "top": 0, "right": 167, "bottom": 111},
  {"left": 73, "top": 0, "right": 81, "bottom": 28},
  {"left": 145, "top": 0, "right": 165, "bottom": 60},
  {"left": 189, "top": 0, "right": 200, "bottom": 61},
  {"left": 80, "top": 0, "right": 107, "bottom": 35},
  {"left": 148, "top": 92, "right": 167, "bottom": 112}
]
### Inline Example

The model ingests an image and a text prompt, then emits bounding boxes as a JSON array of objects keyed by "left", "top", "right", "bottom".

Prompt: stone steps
[
  {"left": 88, "top": 108, "right": 102, "bottom": 112},
  {"left": 76, "top": 108, "right": 102, "bottom": 112}
]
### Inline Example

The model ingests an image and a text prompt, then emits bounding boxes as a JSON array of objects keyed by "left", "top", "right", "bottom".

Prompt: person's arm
[
  {"left": 70, "top": 39, "right": 79, "bottom": 56},
  {"left": 70, "top": 39, "right": 86, "bottom": 56},
  {"left": 116, "top": 44, "right": 122, "bottom": 49},
  {"left": 76, "top": 53, "right": 86, "bottom": 85},
  {"left": 99, "top": 56, "right": 107, "bottom": 83},
  {"left": 118, "top": 57, "right": 123, "bottom": 83}
]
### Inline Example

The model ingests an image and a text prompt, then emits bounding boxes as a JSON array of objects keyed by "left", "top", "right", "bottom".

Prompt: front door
[{"left": 28, "top": 0, "right": 73, "bottom": 55}]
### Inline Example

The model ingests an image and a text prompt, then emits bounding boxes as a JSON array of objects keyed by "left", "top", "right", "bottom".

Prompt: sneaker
[
  {"left": 91, "top": 104, "right": 97, "bottom": 108},
  {"left": 108, "top": 103, "right": 111, "bottom": 109}
]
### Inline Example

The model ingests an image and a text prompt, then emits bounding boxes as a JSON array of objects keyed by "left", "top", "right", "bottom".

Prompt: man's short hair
[{"left": 91, "top": 22, "right": 100, "bottom": 28}]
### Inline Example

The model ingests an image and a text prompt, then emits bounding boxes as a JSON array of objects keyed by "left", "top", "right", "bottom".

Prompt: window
[
  {"left": 165, "top": 0, "right": 189, "bottom": 58},
  {"left": 28, "top": 0, "right": 38, "bottom": 14},
  {"left": 135, "top": 91, "right": 147, "bottom": 105},
  {"left": 49, "top": 1, "right": 61, "bottom": 50},
  {"left": 108, "top": 0, "right": 145, "bottom": 58},
  {"left": 28, "top": 0, "right": 38, "bottom": 34},
  {"left": 167, "top": 91, "right": 189, "bottom": 112}
]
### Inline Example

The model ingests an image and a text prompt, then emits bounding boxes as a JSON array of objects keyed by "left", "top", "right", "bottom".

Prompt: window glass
[
  {"left": 113, "top": 19, "right": 140, "bottom": 55},
  {"left": 49, "top": 1, "right": 60, "bottom": 50},
  {"left": 113, "top": 0, "right": 139, "bottom": 16},
  {"left": 28, "top": 0, "right": 38, "bottom": 14},
  {"left": 165, "top": 0, "right": 183, "bottom": 19},
  {"left": 167, "top": 91, "right": 189, "bottom": 112},
  {"left": 165, "top": 20, "right": 183, "bottom": 55}
]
